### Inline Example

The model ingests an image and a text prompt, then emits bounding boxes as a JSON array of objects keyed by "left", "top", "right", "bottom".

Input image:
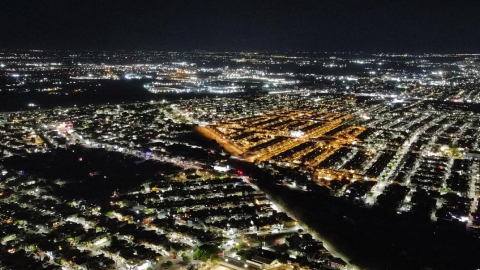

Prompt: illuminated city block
[{"left": 198, "top": 109, "right": 366, "bottom": 185}]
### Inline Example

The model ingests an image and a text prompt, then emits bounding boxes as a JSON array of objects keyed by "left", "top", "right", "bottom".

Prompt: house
[
  {"left": 281, "top": 216, "right": 297, "bottom": 227},
  {"left": 465, "top": 151, "right": 480, "bottom": 160},
  {"left": 247, "top": 249, "right": 280, "bottom": 269},
  {"left": 286, "top": 234, "right": 302, "bottom": 248}
]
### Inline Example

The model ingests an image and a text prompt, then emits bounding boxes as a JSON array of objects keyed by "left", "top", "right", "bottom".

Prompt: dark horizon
[{"left": 1, "top": 0, "right": 480, "bottom": 53}]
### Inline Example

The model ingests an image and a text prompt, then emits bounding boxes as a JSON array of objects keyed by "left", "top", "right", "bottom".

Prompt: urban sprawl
[{"left": 0, "top": 50, "right": 480, "bottom": 270}]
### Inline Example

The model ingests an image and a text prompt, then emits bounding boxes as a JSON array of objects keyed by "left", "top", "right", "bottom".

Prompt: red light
[
  {"left": 275, "top": 239, "right": 279, "bottom": 242},
  {"left": 237, "top": 170, "right": 243, "bottom": 175},
  {"left": 218, "top": 253, "right": 222, "bottom": 257},
  {"left": 148, "top": 137, "right": 151, "bottom": 140}
]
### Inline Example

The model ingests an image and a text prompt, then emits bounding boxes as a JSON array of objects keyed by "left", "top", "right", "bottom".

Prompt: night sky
[{"left": 1, "top": 0, "right": 479, "bottom": 52}]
